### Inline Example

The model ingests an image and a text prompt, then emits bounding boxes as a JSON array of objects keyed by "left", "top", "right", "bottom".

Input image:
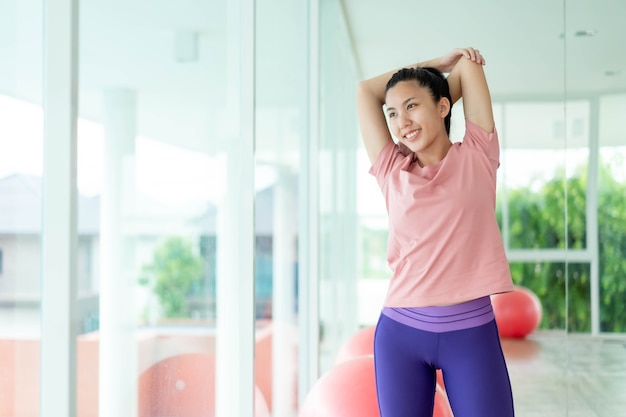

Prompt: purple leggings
[{"left": 374, "top": 298, "right": 515, "bottom": 417}]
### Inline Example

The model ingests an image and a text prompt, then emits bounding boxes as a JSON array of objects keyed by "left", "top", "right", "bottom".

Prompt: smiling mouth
[{"left": 403, "top": 129, "right": 421, "bottom": 141}]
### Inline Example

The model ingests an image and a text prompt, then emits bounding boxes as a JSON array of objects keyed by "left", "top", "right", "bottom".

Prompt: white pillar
[
  {"left": 272, "top": 168, "right": 297, "bottom": 417},
  {"left": 41, "top": 0, "right": 79, "bottom": 415},
  {"left": 99, "top": 88, "right": 137, "bottom": 417},
  {"left": 214, "top": 0, "right": 256, "bottom": 415},
  {"left": 214, "top": 148, "right": 255, "bottom": 417}
]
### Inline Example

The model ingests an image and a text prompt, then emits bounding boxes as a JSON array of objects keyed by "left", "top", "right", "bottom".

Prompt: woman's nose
[{"left": 398, "top": 114, "right": 411, "bottom": 128}]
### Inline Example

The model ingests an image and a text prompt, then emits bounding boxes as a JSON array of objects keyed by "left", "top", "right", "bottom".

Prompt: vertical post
[
  {"left": 299, "top": 0, "right": 320, "bottom": 404},
  {"left": 99, "top": 89, "right": 137, "bottom": 417},
  {"left": 214, "top": 0, "right": 256, "bottom": 415},
  {"left": 40, "top": 0, "right": 79, "bottom": 415},
  {"left": 272, "top": 168, "right": 297, "bottom": 416},
  {"left": 587, "top": 98, "right": 600, "bottom": 335}
]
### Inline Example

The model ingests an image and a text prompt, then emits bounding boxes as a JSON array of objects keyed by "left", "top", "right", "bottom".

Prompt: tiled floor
[{"left": 502, "top": 332, "right": 626, "bottom": 416}]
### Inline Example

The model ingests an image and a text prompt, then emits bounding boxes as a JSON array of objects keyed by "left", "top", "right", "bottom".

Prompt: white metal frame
[
  {"left": 586, "top": 98, "right": 600, "bottom": 335},
  {"left": 40, "top": 0, "right": 79, "bottom": 415},
  {"left": 298, "top": 0, "right": 321, "bottom": 404}
]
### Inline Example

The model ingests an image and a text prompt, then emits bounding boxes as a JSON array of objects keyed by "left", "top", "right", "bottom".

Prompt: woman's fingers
[
  {"left": 461, "top": 47, "right": 486, "bottom": 65},
  {"left": 437, "top": 48, "right": 486, "bottom": 73}
]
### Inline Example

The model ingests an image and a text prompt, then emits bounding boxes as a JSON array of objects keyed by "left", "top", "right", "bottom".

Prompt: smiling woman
[
  {"left": 343, "top": 1, "right": 626, "bottom": 416},
  {"left": 356, "top": 46, "right": 516, "bottom": 416},
  {"left": 1, "top": 0, "right": 625, "bottom": 416}
]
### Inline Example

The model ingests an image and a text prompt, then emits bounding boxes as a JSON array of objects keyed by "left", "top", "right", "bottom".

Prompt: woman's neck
[{"left": 415, "top": 140, "right": 452, "bottom": 167}]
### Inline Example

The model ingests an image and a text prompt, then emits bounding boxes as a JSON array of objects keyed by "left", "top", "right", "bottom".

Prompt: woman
[{"left": 357, "top": 48, "right": 515, "bottom": 416}]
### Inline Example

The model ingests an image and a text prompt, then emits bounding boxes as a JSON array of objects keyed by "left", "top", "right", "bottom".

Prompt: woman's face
[{"left": 385, "top": 80, "right": 449, "bottom": 155}]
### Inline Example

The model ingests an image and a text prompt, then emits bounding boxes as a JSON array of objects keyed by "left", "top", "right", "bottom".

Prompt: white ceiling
[
  {"left": 342, "top": 0, "right": 626, "bottom": 149},
  {"left": 343, "top": 0, "right": 626, "bottom": 99},
  {"left": 1, "top": 0, "right": 624, "bottom": 153}
]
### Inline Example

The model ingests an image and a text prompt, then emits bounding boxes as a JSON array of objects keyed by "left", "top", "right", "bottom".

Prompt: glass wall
[
  {"left": 317, "top": 0, "right": 360, "bottom": 372},
  {"left": 597, "top": 94, "right": 626, "bottom": 333},
  {"left": 74, "top": 0, "right": 310, "bottom": 415},
  {"left": 0, "top": 0, "right": 43, "bottom": 415},
  {"left": 77, "top": 0, "right": 242, "bottom": 415},
  {"left": 563, "top": 2, "right": 626, "bottom": 336},
  {"left": 2, "top": 0, "right": 624, "bottom": 416},
  {"left": 1, "top": 0, "right": 311, "bottom": 416},
  {"left": 562, "top": 3, "right": 626, "bottom": 413},
  {"left": 255, "top": 0, "right": 309, "bottom": 415}
]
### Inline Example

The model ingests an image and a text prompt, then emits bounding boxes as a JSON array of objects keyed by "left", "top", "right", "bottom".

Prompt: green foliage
[
  {"left": 140, "top": 236, "right": 204, "bottom": 318},
  {"left": 500, "top": 160, "right": 626, "bottom": 333},
  {"left": 597, "top": 164, "right": 626, "bottom": 332}
]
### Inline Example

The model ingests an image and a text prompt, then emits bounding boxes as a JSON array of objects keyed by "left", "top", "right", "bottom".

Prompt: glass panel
[
  {"left": 502, "top": 102, "right": 569, "bottom": 250},
  {"left": 566, "top": 263, "right": 592, "bottom": 333},
  {"left": 598, "top": 94, "right": 626, "bottom": 333},
  {"left": 0, "top": 0, "right": 43, "bottom": 414},
  {"left": 318, "top": 0, "right": 360, "bottom": 374},
  {"left": 254, "top": 0, "right": 308, "bottom": 414},
  {"left": 509, "top": 261, "right": 591, "bottom": 332},
  {"left": 565, "top": 1, "right": 626, "bottom": 415},
  {"left": 77, "top": 1, "right": 232, "bottom": 414},
  {"left": 509, "top": 262, "right": 567, "bottom": 331}
]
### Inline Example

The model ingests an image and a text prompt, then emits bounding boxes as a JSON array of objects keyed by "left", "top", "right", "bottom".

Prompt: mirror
[
  {"left": 564, "top": 1, "right": 626, "bottom": 414},
  {"left": 321, "top": 0, "right": 626, "bottom": 415}
]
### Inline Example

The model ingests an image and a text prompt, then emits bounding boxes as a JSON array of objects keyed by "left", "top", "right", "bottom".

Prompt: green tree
[
  {"left": 597, "top": 163, "right": 626, "bottom": 332},
  {"left": 499, "top": 160, "right": 626, "bottom": 333},
  {"left": 140, "top": 236, "right": 204, "bottom": 318}
]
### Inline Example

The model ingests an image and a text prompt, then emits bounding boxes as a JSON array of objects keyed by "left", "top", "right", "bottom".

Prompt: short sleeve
[
  {"left": 368, "top": 140, "right": 409, "bottom": 188},
  {"left": 462, "top": 120, "right": 500, "bottom": 165}
]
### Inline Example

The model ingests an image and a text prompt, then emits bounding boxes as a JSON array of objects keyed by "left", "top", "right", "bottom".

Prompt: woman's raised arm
[
  {"left": 447, "top": 52, "right": 494, "bottom": 133},
  {"left": 356, "top": 48, "right": 485, "bottom": 164}
]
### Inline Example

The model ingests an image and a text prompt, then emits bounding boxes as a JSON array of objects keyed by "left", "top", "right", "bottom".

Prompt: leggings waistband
[{"left": 381, "top": 296, "right": 495, "bottom": 333}]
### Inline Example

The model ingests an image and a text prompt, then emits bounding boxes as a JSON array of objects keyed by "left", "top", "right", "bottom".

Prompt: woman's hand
[{"left": 431, "top": 47, "right": 485, "bottom": 73}]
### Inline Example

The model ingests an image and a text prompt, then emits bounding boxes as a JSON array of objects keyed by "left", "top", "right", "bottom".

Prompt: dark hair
[{"left": 385, "top": 67, "right": 452, "bottom": 135}]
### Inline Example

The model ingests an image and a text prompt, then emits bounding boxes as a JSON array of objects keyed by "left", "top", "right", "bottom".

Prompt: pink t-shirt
[{"left": 369, "top": 120, "right": 514, "bottom": 307}]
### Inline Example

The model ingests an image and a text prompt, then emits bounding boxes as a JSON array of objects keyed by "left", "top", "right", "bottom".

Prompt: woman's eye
[
  {"left": 388, "top": 112, "right": 396, "bottom": 118},
  {"left": 407, "top": 103, "right": 416, "bottom": 110}
]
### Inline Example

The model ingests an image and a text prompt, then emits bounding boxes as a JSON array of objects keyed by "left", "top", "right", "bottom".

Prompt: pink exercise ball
[
  {"left": 492, "top": 286, "right": 542, "bottom": 338},
  {"left": 334, "top": 326, "right": 375, "bottom": 365},
  {"left": 138, "top": 353, "right": 270, "bottom": 417},
  {"left": 299, "top": 355, "right": 452, "bottom": 417}
]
